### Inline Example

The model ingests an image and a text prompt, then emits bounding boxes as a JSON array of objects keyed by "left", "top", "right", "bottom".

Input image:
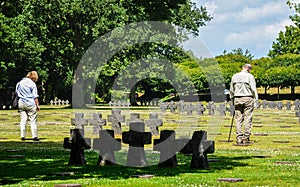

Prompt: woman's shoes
[{"left": 21, "top": 137, "right": 40, "bottom": 141}]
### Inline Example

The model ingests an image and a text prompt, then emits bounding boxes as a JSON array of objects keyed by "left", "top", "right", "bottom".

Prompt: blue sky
[{"left": 192, "top": 0, "right": 299, "bottom": 59}]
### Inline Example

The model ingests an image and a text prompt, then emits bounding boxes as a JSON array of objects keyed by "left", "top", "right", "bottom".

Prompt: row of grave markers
[
  {"left": 71, "top": 111, "right": 163, "bottom": 136},
  {"left": 64, "top": 121, "right": 215, "bottom": 168},
  {"left": 50, "top": 99, "right": 70, "bottom": 106},
  {"left": 159, "top": 99, "right": 300, "bottom": 115}
]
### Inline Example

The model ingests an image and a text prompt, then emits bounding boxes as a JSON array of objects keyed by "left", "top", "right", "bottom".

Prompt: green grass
[{"left": 0, "top": 105, "right": 300, "bottom": 187}]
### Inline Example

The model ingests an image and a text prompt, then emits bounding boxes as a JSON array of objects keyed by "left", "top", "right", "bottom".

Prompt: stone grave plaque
[
  {"left": 217, "top": 178, "right": 243, "bottom": 182},
  {"left": 54, "top": 184, "right": 81, "bottom": 187},
  {"left": 130, "top": 174, "right": 154, "bottom": 178}
]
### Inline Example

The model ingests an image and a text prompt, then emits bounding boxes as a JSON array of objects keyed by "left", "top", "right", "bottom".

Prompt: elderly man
[{"left": 230, "top": 64, "right": 258, "bottom": 144}]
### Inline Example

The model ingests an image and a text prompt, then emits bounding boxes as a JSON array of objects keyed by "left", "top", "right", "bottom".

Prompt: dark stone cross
[
  {"left": 153, "top": 130, "right": 179, "bottom": 167},
  {"left": 71, "top": 113, "right": 88, "bottom": 137},
  {"left": 145, "top": 113, "right": 163, "bottom": 136},
  {"left": 89, "top": 113, "right": 106, "bottom": 134},
  {"left": 179, "top": 131, "right": 215, "bottom": 169},
  {"left": 93, "top": 129, "right": 121, "bottom": 166},
  {"left": 63, "top": 129, "right": 91, "bottom": 165},
  {"left": 122, "top": 122, "right": 152, "bottom": 167},
  {"left": 107, "top": 109, "right": 125, "bottom": 135}
]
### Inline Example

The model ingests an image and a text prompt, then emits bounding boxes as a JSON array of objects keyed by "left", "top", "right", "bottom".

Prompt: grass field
[{"left": 0, "top": 103, "right": 300, "bottom": 187}]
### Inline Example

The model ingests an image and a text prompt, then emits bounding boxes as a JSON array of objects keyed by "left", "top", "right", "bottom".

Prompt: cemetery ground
[{"left": 0, "top": 103, "right": 300, "bottom": 187}]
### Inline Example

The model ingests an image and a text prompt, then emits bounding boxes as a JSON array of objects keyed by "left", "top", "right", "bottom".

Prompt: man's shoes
[
  {"left": 243, "top": 138, "right": 252, "bottom": 144},
  {"left": 21, "top": 137, "right": 26, "bottom": 141},
  {"left": 33, "top": 137, "right": 40, "bottom": 141},
  {"left": 236, "top": 138, "right": 243, "bottom": 145}
]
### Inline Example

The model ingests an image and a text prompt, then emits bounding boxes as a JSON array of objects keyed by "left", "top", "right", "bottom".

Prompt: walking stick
[{"left": 228, "top": 110, "right": 235, "bottom": 142}]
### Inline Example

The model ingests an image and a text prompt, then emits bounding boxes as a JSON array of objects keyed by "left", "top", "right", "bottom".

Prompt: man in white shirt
[{"left": 230, "top": 64, "right": 258, "bottom": 144}]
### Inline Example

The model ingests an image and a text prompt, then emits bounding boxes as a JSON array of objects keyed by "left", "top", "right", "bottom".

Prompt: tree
[
  {"left": 268, "top": 1, "right": 300, "bottom": 57},
  {"left": 0, "top": 0, "right": 212, "bottom": 105}
]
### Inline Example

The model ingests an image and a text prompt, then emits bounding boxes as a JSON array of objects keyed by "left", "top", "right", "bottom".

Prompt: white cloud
[
  {"left": 193, "top": 0, "right": 297, "bottom": 58},
  {"left": 224, "top": 19, "right": 294, "bottom": 53},
  {"left": 237, "top": 1, "right": 287, "bottom": 22}
]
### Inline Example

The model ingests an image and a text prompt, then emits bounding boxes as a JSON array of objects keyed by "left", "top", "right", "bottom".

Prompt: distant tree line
[{"left": 0, "top": 0, "right": 299, "bottom": 105}]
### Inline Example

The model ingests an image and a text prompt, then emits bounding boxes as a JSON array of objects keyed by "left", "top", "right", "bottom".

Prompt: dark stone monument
[
  {"left": 93, "top": 129, "right": 121, "bottom": 166},
  {"left": 63, "top": 129, "right": 91, "bottom": 165},
  {"left": 122, "top": 122, "right": 152, "bottom": 167},
  {"left": 153, "top": 130, "right": 179, "bottom": 167},
  {"left": 71, "top": 113, "right": 88, "bottom": 137},
  {"left": 145, "top": 113, "right": 163, "bottom": 136},
  {"left": 89, "top": 113, "right": 106, "bottom": 134},
  {"left": 179, "top": 131, "right": 214, "bottom": 169},
  {"left": 107, "top": 109, "right": 125, "bottom": 135}
]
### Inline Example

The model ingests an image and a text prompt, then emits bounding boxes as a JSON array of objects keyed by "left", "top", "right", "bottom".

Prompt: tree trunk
[
  {"left": 291, "top": 86, "right": 295, "bottom": 94},
  {"left": 130, "top": 84, "right": 138, "bottom": 106}
]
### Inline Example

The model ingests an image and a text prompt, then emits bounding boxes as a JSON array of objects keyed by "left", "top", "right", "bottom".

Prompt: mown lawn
[{"left": 0, "top": 104, "right": 299, "bottom": 187}]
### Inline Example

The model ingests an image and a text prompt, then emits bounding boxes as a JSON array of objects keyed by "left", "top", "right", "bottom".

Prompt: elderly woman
[{"left": 16, "top": 71, "right": 40, "bottom": 141}]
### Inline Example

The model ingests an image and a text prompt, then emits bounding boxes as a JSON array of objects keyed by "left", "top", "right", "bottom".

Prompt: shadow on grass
[{"left": 0, "top": 141, "right": 249, "bottom": 185}]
